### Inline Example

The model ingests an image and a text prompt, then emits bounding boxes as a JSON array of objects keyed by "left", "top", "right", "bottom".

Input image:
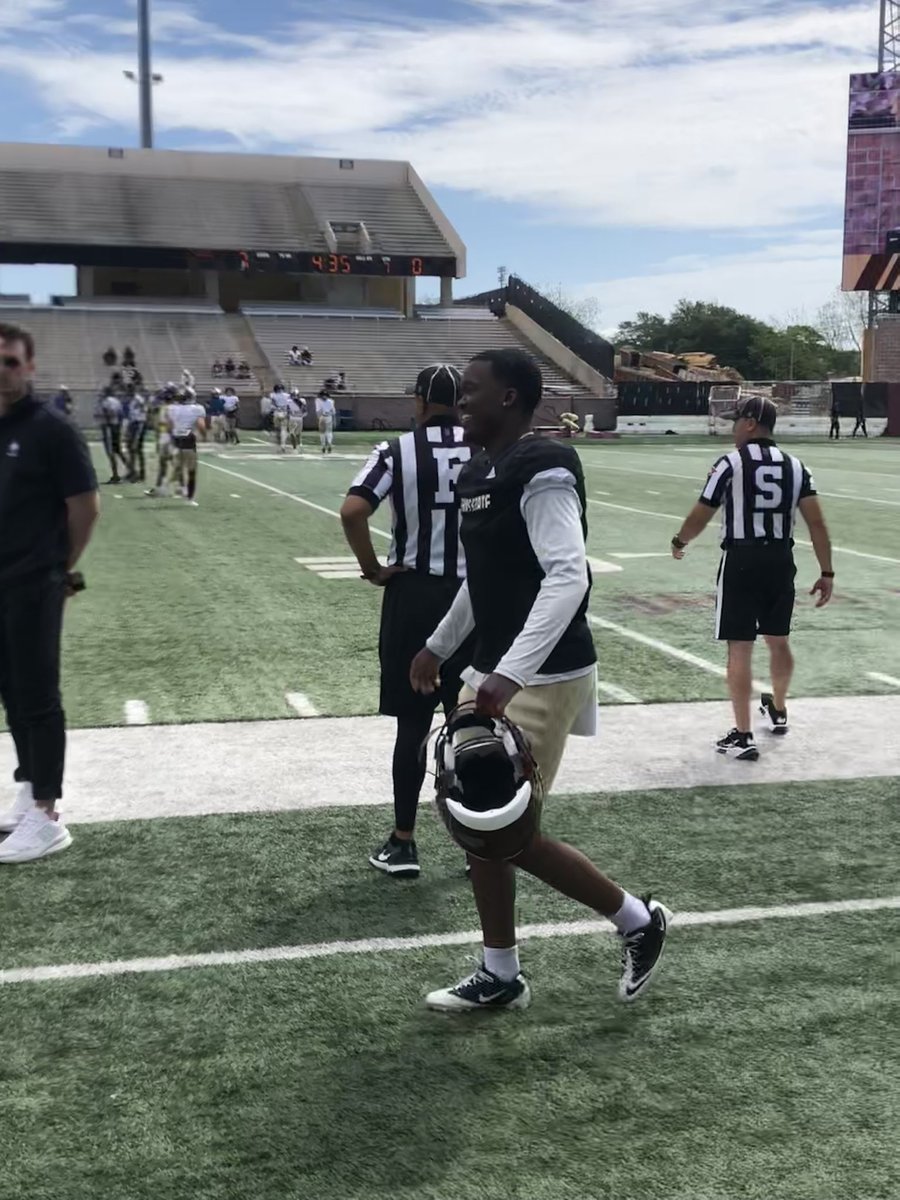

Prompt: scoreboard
[{"left": 0, "top": 242, "right": 458, "bottom": 278}]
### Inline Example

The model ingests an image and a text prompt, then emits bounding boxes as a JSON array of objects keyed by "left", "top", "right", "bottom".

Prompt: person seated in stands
[
  {"left": 110, "top": 370, "right": 124, "bottom": 390},
  {"left": 237, "top": 358, "right": 251, "bottom": 380},
  {"left": 224, "top": 356, "right": 236, "bottom": 376},
  {"left": 212, "top": 358, "right": 224, "bottom": 377},
  {"left": 300, "top": 345, "right": 313, "bottom": 366},
  {"left": 122, "top": 346, "right": 137, "bottom": 368},
  {"left": 122, "top": 362, "right": 139, "bottom": 386},
  {"left": 181, "top": 366, "right": 196, "bottom": 391},
  {"left": 337, "top": 370, "right": 347, "bottom": 391},
  {"left": 289, "top": 345, "right": 303, "bottom": 366},
  {"left": 102, "top": 346, "right": 118, "bottom": 368}
]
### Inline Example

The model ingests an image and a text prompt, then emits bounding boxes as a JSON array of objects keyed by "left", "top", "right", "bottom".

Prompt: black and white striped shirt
[
  {"left": 348, "top": 417, "right": 470, "bottom": 578},
  {"left": 699, "top": 438, "right": 816, "bottom": 546}
]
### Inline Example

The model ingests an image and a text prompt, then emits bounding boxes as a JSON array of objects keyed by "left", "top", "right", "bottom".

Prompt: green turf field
[
  {"left": 2, "top": 432, "right": 898, "bottom": 1200},
  {"left": 60, "top": 433, "right": 900, "bottom": 727},
  {"left": 2, "top": 779, "right": 899, "bottom": 1200}
]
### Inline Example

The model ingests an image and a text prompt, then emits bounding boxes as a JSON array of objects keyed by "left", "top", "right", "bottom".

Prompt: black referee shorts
[
  {"left": 379, "top": 572, "right": 471, "bottom": 717},
  {"left": 715, "top": 546, "right": 797, "bottom": 642}
]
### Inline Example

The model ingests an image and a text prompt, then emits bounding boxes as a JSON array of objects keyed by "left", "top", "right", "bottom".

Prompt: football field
[{"left": 2, "top": 434, "right": 899, "bottom": 1200}]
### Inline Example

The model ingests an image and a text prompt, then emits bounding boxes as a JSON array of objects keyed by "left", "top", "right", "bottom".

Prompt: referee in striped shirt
[
  {"left": 671, "top": 395, "right": 834, "bottom": 760},
  {"left": 340, "top": 364, "right": 472, "bottom": 878}
]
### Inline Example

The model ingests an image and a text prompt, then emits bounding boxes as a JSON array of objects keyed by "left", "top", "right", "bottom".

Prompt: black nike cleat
[
  {"left": 759, "top": 693, "right": 789, "bottom": 736},
  {"left": 716, "top": 728, "right": 760, "bottom": 761},
  {"left": 426, "top": 964, "right": 531, "bottom": 1012},
  {"left": 369, "top": 836, "right": 420, "bottom": 878},
  {"left": 618, "top": 896, "right": 673, "bottom": 1002}
]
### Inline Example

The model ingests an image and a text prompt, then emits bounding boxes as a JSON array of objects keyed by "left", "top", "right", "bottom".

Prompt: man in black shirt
[
  {"left": 410, "top": 349, "right": 670, "bottom": 1012},
  {"left": 0, "top": 323, "right": 99, "bottom": 864},
  {"left": 341, "top": 364, "right": 472, "bottom": 878},
  {"left": 671, "top": 395, "right": 834, "bottom": 759}
]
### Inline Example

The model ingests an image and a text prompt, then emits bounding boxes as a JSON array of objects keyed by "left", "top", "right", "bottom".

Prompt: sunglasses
[{"left": 1, "top": 355, "right": 23, "bottom": 369}]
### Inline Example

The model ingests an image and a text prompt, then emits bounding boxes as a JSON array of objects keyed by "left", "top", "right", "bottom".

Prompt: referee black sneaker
[
  {"left": 618, "top": 896, "right": 673, "bottom": 1003},
  {"left": 369, "top": 835, "right": 420, "bottom": 878},
  {"left": 759, "top": 693, "right": 789, "bottom": 735},
  {"left": 716, "top": 728, "right": 760, "bottom": 761}
]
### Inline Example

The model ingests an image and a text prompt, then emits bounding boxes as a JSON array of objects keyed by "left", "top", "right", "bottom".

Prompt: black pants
[
  {"left": 852, "top": 417, "right": 867, "bottom": 437},
  {"left": 127, "top": 422, "right": 146, "bottom": 479},
  {"left": 105, "top": 424, "right": 129, "bottom": 477},
  {"left": 829, "top": 417, "right": 840, "bottom": 439},
  {"left": 0, "top": 571, "right": 67, "bottom": 802}
]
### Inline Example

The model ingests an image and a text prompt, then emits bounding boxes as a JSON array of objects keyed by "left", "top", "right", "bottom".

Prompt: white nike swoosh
[{"left": 476, "top": 990, "right": 510, "bottom": 1004}]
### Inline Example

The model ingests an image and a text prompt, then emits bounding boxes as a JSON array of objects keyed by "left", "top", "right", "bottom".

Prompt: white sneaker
[
  {"left": 0, "top": 808, "right": 72, "bottom": 863},
  {"left": 0, "top": 782, "right": 35, "bottom": 833}
]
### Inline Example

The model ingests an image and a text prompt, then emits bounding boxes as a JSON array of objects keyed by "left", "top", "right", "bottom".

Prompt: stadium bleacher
[
  {"left": 246, "top": 309, "right": 594, "bottom": 401},
  {"left": 0, "top": 306, "right": 259, "bottom": 396}
]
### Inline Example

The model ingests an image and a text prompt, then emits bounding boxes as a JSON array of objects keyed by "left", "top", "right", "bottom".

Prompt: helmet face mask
[{"left": 433, "top": 703, "right": 543, "bottom": 861}]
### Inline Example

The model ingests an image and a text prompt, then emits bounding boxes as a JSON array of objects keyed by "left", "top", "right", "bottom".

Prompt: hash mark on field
[
  {"left": 2, "top": 896, "right": 897, "bottom": 987},
  {"left": 285, "top": 692, "right": 319, "bottom": 718},
  {"left": 230, "top": 493, "right": 241, "bottom": 499},
  {"left": 596, "top": 680, "right": 641, "bottom": 704},
  {"left": 589, "top": 613, "right": 768, "bottom": 693},
  {"left": 867, "top": 672, "right": 900, "bottom": 689},
  {"left": 594, "top": 490, "right": 612, "bottom": 496},
  {"left": 124, "top": 700, "right": 149, "bottom": 725},
  {"left": 611, "top": 552, "right": 671, "bottom": 559},
  {"left": 587, "top": 556, "right": 623, "bottom": 574}
]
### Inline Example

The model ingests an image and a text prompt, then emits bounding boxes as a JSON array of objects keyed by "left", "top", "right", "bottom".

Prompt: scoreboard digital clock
[
  {"left": 0, "top": 242, "right": 458, "bottom": 278},
  {"left": 231, "top": 250, "right": 457, "bottom": 278}
]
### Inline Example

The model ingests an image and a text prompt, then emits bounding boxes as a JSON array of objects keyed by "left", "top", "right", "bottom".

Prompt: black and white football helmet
[{"left": 433, "top": 702, "right": 543, "bottom": 861}]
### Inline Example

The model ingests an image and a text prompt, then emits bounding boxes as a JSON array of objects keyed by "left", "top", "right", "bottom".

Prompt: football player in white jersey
[
  {"left": 287, "top": 389, "right": 307, "bottom": 452},
  {"left": 168, "top": 390, "right": 206, "bottom": 504},
  {"left": 222, "top": 387, "right": 240, "bottom": 444},
  {"left": 316, "top": 390, "right": 336, "bottom": 454},
  {"left": 269, "top": 383, "right": 291, "bottom": 452}
]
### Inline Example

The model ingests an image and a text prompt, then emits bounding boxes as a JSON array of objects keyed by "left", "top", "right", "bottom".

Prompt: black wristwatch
[
  {"left": 671, "top": 536, "right": 686, "bottom": 550},
  {"left": 821, "top": 571, "right": 835, "bottom": 578},
  {"left": 66, "top": 571, "right": 86, "bottom": 593}
]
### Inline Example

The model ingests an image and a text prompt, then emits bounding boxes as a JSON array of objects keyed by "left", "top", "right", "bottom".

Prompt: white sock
[
  {"left": 483, "top": 945, "right": 520, "bottom": 982},
  {"left": 610, "top": 892, "right": 651, "bottom": 935}
]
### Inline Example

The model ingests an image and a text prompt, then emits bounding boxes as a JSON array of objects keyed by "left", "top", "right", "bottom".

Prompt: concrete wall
[
  {"left": 871, "top": 320, "right": 900, "bottom": 381},
  {"left": 505, "top": 304, "right": 614, "bottom": 398}
]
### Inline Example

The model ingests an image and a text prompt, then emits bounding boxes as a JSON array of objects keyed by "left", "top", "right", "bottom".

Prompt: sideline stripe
[
  {"left": 2, "top": 896, "right": 896, "bottom": 987},
  {"left": 868, "top": 672, "right": 900, "bottom": 689},
  {"left": 203, "top": 462, "right": 391, "bottom": 540},
  {"left": 285, "top": 692, "right": 319, "bottom": 717},
  {"left": 124, "top": 700, "right": 149, "bottom": 725},
  {"left": 587, "top": 499, "right": 900, "bottom": 565},
  {"left": 588, "top": 613, "right": 768, "bottom": 693}
]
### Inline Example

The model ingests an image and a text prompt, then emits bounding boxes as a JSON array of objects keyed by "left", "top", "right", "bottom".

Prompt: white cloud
[
  {"left": 587, "top": 230, "right": 844, "bottom": 331},
  {"left": 0, "top": 0, "right": 872, "bottom": 233},
  {"left": 0, "top": 0, "right": 877, "bottom": 321}
]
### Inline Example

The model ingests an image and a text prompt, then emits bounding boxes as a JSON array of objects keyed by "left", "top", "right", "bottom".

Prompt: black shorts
[
  {"left": 379, "top": 572, "right": 472, "bottom": 717},
  {"left": 715, "top": 547, "right": 797, "bottom": 641}
]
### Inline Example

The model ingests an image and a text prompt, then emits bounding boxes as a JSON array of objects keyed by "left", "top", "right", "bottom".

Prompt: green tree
[{"left": 614, "top": 300, "right": 858, "bottom": 380}]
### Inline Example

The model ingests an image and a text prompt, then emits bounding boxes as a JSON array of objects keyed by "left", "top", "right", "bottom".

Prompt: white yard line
[
  {"left": 123, "top": 700, "right": 149, "bottom": 726},
  {"left": 2, "top": 895, "right": 897, "bottom": 987},
  {"left": 596, "top": 680, "right": 641, "bottom": 704},
  {"left": 611, "top": 552, "right": 672, "bottom": 559},
  {"left": 587, "top": 556, "right": 623, "bottom": 574},
  {"left": 588, "top": 614, "right": 769, "bottom": 692},
  {"left": 285, "top": 692, "right": 319, "bottom": 717},
  {"left": 867, "top": 672, "right": 900, "bottom": 689},
  {"left": 203, "top": 462, "right": 391, "bottom": 539},
  {"left": 587, "top": 499, "right": 900, "bottom": 564}
]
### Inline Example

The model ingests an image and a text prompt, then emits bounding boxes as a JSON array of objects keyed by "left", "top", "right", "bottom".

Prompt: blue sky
[{"left": 0, "top": 0, "right": 880, "bottom": 331}]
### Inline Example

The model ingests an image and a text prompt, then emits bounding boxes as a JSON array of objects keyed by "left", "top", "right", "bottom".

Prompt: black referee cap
[
  {"left": 415, "top": 363, "right": 462, "bottom": 407},
  {"left": 723, "top": 393, "right": 778, "bottom": 431}
]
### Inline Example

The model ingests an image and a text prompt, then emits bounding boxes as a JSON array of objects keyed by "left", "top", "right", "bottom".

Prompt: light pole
[{"left": 123, "top": 0, "right": 162, "bottom": 148}]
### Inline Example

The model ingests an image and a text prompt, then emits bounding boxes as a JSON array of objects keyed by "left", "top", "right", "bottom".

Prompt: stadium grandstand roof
[{"left": 0, "top": 143, "right": 464, "bottom": 274}]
